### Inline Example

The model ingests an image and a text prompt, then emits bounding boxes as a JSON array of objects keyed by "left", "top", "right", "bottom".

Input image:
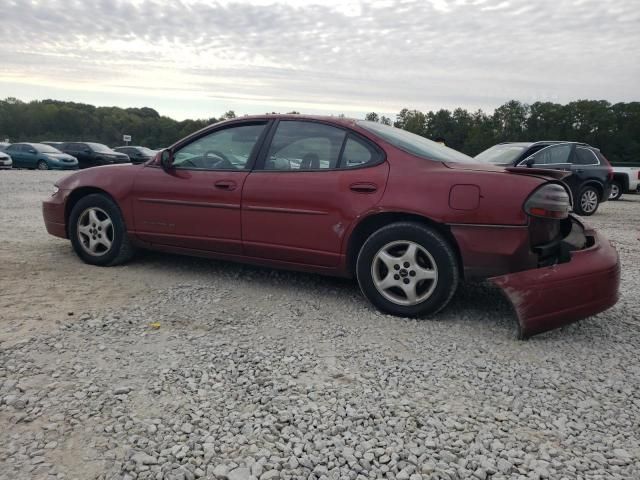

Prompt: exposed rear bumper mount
[{"left": 489, "top": 219, "right": 620, "bottom": 339}]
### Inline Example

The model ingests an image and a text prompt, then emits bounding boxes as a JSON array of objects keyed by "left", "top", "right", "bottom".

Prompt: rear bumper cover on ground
[{"left": 489, "top": 225, "right": 620, "bottom": 338}]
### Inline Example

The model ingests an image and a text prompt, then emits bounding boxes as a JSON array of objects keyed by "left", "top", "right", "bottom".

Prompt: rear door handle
[
  {"left": 350, "top": 182, "right": 378, "bottom": 193},
  {"left": 214, "top": 180, "right": 236, "bottom": 191}
]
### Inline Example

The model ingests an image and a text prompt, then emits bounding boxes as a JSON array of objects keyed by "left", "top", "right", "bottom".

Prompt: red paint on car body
[{"left": 43, "top": 115, "right": 620, "bottom": 337}]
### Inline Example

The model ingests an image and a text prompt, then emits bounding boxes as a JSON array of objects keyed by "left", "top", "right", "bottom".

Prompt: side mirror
[
  {"left": 524, "top": 156, "right": 535, "bottom": 168},
  {"left": 160, "top": 149, "right": 174, "bottom": 171}
]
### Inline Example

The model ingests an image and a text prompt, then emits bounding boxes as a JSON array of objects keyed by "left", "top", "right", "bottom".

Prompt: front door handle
[
  {"left": 214, "top": 180, "right": 236, "bottom": 191},
  {"left": 350, "top": 182, "right": 378, "bottom": 193}
]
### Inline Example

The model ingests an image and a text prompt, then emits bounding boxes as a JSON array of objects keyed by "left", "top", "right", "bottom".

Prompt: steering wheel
[{"left": 204, "top": 150, "right": 234, "bottom": 169}]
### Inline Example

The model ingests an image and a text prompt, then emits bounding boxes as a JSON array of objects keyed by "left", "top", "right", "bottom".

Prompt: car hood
[
  {"left": 0, "top": 152, "right": 10, "bottom": 159},
  {"left": 48, "top": 153, "right": 76, "bottom": 160},
  {"left": 444, "top": 161, "right": 570, "bottom": 181},
  {"left": 55, "top": 163, "right": 141, "bottom": 190}
]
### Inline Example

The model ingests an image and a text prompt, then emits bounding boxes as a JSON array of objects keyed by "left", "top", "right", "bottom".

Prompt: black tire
[
  {"left": 609, "top": 181, "right": 623, "bottom": 201},
  {"left": 575, "top": 185, "right": 600, "bottom": 216},
  {"left": 356, "top": 222, "right": 459, "bottom": 317},
  {"left": 37, "top": 160, "right": 49, "bottom": 170},
  {"left": 68, "top": 193, "right": 135, "bottom": 266}
]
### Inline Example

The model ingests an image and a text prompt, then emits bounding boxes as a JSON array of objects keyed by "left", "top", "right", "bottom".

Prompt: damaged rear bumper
[{"left": 489, "top": 220, "right": 620, "bottom": 339}]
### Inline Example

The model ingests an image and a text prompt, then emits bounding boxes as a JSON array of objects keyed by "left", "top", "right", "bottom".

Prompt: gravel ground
[{"left": 1, "top": 170, "right": 639, "bottom": 480}]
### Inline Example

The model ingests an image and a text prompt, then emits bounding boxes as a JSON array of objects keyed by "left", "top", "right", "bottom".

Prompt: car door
[
  {"left": 131, "top": 121, "right": 269, "bottom": 254},
  {"left": 242, "top": 120, "right": 389, "bottom": 268},
  {"left": 571, "top": 146, "right": 606, "bottom": 192},
  {"left": 63, "top": 143, "right": 85, "bottom": 167},
  {"left": 24, "top": 145, "right": 38, "bottom": 168},
  {"left": 519, "top": 143, "right": 574, "bottom": 172},
  {"left": 6, "top": 145, "right": 24, "bottom": 167}
]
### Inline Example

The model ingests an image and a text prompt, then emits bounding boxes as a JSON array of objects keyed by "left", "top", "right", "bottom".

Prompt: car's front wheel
[
  {"left": 356, "top": 222, "right": 459, "bottom": 317},
  {"left": 575, "top": 185, "right": 600, "bottom": 216},
  {"left": 37, "top": 160, "right": 49, "bottom": 170},
  {"left": 609, "top": 181, "right": 622, "bottom": 201},
  {"left": 69, "top": 193, "right": 135, "bottom": 266}
]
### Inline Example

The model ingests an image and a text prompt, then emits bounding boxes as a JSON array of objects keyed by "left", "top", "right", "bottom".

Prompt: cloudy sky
[{"left": 0, "top": 0, "right": 638, "bottom": 120}]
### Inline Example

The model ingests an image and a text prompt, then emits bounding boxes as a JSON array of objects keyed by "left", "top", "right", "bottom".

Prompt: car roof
[
  {"left": 220, "top": 114, "right": 359, "bottom": 127},
  {"left": 498, "top": 140, "right": 592, "bottom": 147}
]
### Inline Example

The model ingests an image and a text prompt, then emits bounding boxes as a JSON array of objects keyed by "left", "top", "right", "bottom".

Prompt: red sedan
[{"left": 42, "top": 115, "right": 620, "bottom": 338}]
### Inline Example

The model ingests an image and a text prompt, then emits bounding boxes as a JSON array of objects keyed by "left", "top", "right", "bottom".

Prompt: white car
[
  {"left": 0, "top": 150, "right": 12, "bottom": 169},
  {"left": 610, "top": 164, "right": 640, "bottom": 200}
]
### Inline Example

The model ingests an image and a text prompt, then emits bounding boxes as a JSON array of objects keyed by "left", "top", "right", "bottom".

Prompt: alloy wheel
[
  {"left": 609, "top": 184, "right": 619, "bottom": 200},
  {"left": 371, "top": 240, "right": 438, "bottom": 306},
  {"left": 580, "top": 189, "right": 598, "bottom": 214},
  {"left": 76, "top": 207, "right": 114, "bottom": 256}
]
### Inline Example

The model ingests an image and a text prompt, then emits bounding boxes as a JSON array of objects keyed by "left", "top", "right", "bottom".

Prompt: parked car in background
[
  {"left": 475, "top": 141, "right": 613, "bottom": 216},
  {"left": 43, "top": 115, "right": 620, "bottom": 339},
  {"left": 59, "top": 142, "right": 130, "bottom": 169},
  {"left": 4, "top": 143, "right": 78, "bottom": 170},
  {"left": 113, "top": 146, "right": 157, "bottom": 164},
  {"left": 0, "top": 149, "right": 12, "bottom": 169},
  {"left": 0, "top": 142, "right": 10, "bottom": 151},
  {"left": 609, "top": 164, "right": 640, "bottom": 200}
]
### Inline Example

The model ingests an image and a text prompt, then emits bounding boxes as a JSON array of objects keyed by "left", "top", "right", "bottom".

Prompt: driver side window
[
  {"left": 173, "top": 123, "right": 266, "bottom": 170},
  {"left": 529, "top": 144, "right": 572, "bottom": 165}
]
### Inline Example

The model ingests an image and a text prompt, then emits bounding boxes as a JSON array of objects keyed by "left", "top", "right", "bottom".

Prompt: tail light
[{"left": 524, "top": 183, "right": 571, "bottom": 219}]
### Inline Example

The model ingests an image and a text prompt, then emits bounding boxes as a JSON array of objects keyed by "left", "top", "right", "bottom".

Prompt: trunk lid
[{"left": 444, "top": 162, "right": 570, "bottom": 181}]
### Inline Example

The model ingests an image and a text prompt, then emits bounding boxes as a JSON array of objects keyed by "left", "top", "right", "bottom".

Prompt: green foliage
[
  {"left": 0, "top": 98, "right": 219, "bottom": 148},
  {"left": 374, "top": 100, "right": 640, "bottom": 162},
  {"left": 1, "top": 98, "right": 638, "bottom": 162}
]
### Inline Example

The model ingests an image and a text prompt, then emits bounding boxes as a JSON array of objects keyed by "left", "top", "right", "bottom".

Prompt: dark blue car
[{"left": 4, "top": 143, "right": 78, "bottom": 170}]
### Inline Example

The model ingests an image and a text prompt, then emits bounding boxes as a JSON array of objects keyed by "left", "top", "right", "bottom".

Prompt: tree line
[{"left": 1, "top": 97, "right": 638, "bottom": 163}]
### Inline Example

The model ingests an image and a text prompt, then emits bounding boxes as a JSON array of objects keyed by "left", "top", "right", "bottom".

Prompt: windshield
[
  {"left": 35, "top": 144, "right": 62, "bottom": 154},
  {"left": 475, "top": 144, "right": 528, "bottom": 164},
  {"left": 87, "top": 143, "right": 113, "bottom": 153},
  {"left": 357, "top": 121, "right": 474, "bottom": 163}
]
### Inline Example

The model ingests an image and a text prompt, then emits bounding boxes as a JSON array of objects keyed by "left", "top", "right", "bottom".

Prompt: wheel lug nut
[
  {"left": 410, "top": 271, "right": 416, "bottom": 277},
  {"left": 403, "top": 262, "right": 410, "bottom": 268},
  {"left": 393, "top": 264, "right": 400, "bottom": 270},
  {"left": 403, "top": 278, "right": 410, "bottom": 284},
  {"left": 394, "top": 274, "right": 400, "bottom": 280}
]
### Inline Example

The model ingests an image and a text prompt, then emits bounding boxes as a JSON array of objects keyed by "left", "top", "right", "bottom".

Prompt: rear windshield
[
  {"left": 474, "top": 144, "right": 528, "bottom": 164},
  {"left": 357, "top": 121, "right": 474, "bottom": 163}
]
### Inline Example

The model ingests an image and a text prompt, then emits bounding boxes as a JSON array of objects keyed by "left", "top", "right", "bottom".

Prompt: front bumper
[
  {"left": 489, "top": 222, "right": 620, "bottom": 338},
  {"left": 42, "top": 190, "right": 68, "bottom": 239},
  {"left": 50, "top": 163, "right": 79, "bottom": 170}
]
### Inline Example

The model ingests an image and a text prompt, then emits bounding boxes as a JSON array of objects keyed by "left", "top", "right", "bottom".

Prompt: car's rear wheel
[
  {"left": 575, "top": 186, "right": 600, "bottom": 216},
  {"left": 609, "top": 181, "right": 622, "bottom": 201},
  {"left": 69, "top": 193, "right": 135, "bottom": 266},
  {"left": 37, "top": 160, "right": 49, "bottom": 170},
  {"left": 356, "top": 222, "right": 459, "bottom": 317}
]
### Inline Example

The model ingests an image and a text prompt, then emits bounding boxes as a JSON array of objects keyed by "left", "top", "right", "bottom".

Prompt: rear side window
[
  {"left": 574, "top": 147, "right": 600, "bottom": 165},
  {"left": 342, "top": 135, "right": 380, "bottom": 168},
  {"left": 265, "top": 121, "right": 346, "bottom": 170}
]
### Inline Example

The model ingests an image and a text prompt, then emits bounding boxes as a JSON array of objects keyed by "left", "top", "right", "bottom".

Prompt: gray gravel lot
[{"left": 1, "top": 170, "right": 639, "bottom": 480}]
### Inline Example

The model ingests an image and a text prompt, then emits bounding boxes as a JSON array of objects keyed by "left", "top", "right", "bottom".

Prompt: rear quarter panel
[{"left": 378, "top": 153, "right": 544, "bottom": 225}]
